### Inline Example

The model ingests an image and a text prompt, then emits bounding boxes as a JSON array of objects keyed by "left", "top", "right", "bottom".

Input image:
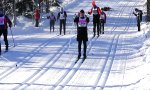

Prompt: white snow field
[{"left": 0, "top": 0, "right": 150, "bottom": 90}]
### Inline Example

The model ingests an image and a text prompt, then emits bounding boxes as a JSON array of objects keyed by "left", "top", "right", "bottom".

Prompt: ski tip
[
  {"left": 75, "top": 58, "right": 80, "bottom": 64},
  {"left": 82, "top": 58, "right": 86, "bottom": 63},
  {"left": 75, "top": 60, "right": 79, "bottom": 64}
]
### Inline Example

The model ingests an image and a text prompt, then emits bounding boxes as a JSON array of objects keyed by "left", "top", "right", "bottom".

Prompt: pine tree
[{"left": 147, "top": 0, "right": 150, "bottom": 21}]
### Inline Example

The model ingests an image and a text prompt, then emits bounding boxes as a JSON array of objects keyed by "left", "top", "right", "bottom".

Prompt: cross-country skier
[
  {"left": 74, "top": 9, "right": 89, "bottom": 60},
  {"left": 0, "top": 8, "right": 12, "bottom": 54},
  {"left": 47, "top": 12, "right": 56, "bottom": 32},
  {"left": 34, "top": 8, "right": 40, "bottom": 27},
  {"left": 100, "top": 10, "right": 106, "bottom": 34},
  {"left": 57, "top": 7, "right": 67, "bottom": 35},
  {"left": 133, "top": 8, "right": 143, "bottom": 31},
  {"left": 88, "top": 0, "right": 101, "bottom": 37}
]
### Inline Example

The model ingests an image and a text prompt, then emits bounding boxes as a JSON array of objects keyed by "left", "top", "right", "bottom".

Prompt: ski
[
  {"left": 75, "top": 58, "right": 86, "bottom": 64},
  {"left": 75, "top": 57, "right": 80, "bottom": 64},
  {"left": 0, "top": 50, "right": 8, "bottom": 55},
  {"left": 81, "top": 58, "right": 86, "bottom": 63}
]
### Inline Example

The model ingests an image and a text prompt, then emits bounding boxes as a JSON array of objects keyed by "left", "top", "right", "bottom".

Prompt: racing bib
[
  {"left": 60, "top": 13, "right": 65, "bottom": 20},
  {"left": 93, "top": 8, "right": 98, "bottom": 15},
  {"left": 78, "top": 17, "right": 87, "bottom": 27},
  {"left": 100, "top": 14, "right": 105, "bottom": 19},
  {"left": 50, "top": 16, "right": 55, "bottom": 20},
  {"left": 0, "top": 16, "right": 4, "bottom": 25}
]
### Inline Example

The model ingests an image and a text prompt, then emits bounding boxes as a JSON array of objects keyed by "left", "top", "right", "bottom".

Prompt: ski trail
[
  {"left": 0, "top": 35, "right": 63, "bottom": 80},
  {"left": 120, "top": 1, "right": 139, "bottom": 90},
  {"left": 0, "top": 35, "right": 76, "bottom": 90},
  {"left": 11, "top": 0, "right": 83, "bottom": 89},
  {"left": 51, "top": 34, "right": 98, "bottom": 90},
  {"left": 0, "top": 0, "right": 147, "bottom": 89},
  {"left": 0, "top": 34, "right": 59, "bottom": 76},
  {"left": 94, "top": 1, "right": 132, "bottom": 89},
  {"left": 53, "top": 0, "right": 119, "bottom": 89},
  {"left": 95, "top": 0, "right": 142, "bottom": 90},
  {"left": 54, "top": 0, "right": 129, "bottom": 89},
  {"left": 12, "top": 35, "right": 77, "bottom": 90}
]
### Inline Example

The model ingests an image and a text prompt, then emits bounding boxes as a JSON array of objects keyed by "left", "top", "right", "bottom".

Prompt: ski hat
[
  {"left": 135, "top": 8, "right": 138, "bottom": 11},
  {"left": 92, "top": 0, "right": 96, "bottom": 6},
  {"left": 80, "top": 9, "right": 85, "bottom": 13}
]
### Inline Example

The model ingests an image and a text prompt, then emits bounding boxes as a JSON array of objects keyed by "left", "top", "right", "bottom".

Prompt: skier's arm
[
  {"left": 47, "top": 13, "right": 50, "bottom": 19},
  {"left": 104, "top": 12, "right": 107, "bottom": 23},
  {"left": 5, "top": 16, "right": 12, "bottom": 28},
  {"left": 57, "top": 12, "right": 60, "bottom": 20},
  {"left": 86, "top": 17, "right": 90, "bottom": 23},
  {"left": 54, "top": 16, "right": 56, "bottom": 21},
  {"left": 64, "top": 11, "right": 67, "bottom": 17},
  {"left": 88, "top": 8, "right": 93, "bottom": 15},
  {"left": 98, "top": 7, "right": 102, "bottom": 14},
  {"left": 74, "top": 17, "right": 78, "bottom": 23},
  {"left": 133, "top": 11, "right": 137, "bottom": 16},
  {"left": 139, "top": 10, "right": 143, "bottom": 15}
]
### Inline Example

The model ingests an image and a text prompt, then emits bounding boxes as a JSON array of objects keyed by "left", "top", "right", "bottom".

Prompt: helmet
[
  {"left": 135, "top": 8, "right": 138, "bottom": 11},
  {"left": 80, "top": 9, "right": 84, "bottom": 13},
  {"left": 92, "top": 0, "right": 96, "bottom": 6}
]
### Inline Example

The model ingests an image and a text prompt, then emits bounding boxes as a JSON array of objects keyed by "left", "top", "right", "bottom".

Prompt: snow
[{"left": 0, "top": 0, "right": 150, "bottom": 90}]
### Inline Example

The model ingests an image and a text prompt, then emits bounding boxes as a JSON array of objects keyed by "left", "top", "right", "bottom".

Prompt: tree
[
  {"left": 45, "top": 0, "right": 50, "bottom": 13},
  {"left": 147, "top": 0, "right": 150, "bottom": 21}
]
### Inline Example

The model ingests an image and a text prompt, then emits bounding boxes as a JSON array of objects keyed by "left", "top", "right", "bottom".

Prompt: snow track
[{"left": 0, "top": 0, "right": 148, "bottom": 89}]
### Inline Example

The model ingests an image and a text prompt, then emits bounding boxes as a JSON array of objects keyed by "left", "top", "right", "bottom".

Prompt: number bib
[
  {"left": 100, "top": 14, "right": 105, "bottom": 19},
  {"left": 0, "top": 16, "right": 4, "bottom": 25},
  {"left": 50, "top": 16, "right": 55, "bottom": 20},
  {"left": 93, "top": 8, "right": 98, "bottom": 15},
  {"left": 60, "top": 13, "right": 65, "bottom": 20},
  {"left": 78, "top": 17, "right": 87, "bottom": 27}
]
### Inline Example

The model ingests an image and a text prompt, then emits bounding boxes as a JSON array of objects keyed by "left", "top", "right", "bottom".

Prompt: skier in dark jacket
[
  {"left": 57, "top": 7, "right": 67, "bottom": 35},
  {"left": 100, "top": 10, "right": 106, "bottom": 34},
  {"left": 0, "top": 8, "right": 12, "bottom": 54},
  {"left": 88, "top": 0, "right": 101, "bottom": 37},
  {"left": 133, "top": 8, "right": 143, "bottom": 31},
  {"left": 74, "top": 9, "right": 89, "bottom": 60}
]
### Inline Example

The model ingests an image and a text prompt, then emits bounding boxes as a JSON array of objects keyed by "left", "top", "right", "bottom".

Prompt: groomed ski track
[{"left": 0, "top": 0, "right": 148, "bottom": 90}]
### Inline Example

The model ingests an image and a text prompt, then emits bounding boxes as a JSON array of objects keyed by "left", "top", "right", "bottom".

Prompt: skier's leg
[
  {"left": 0, "top": 30, "right": 2, "bottom": 54},
  {"left": 37, "top": 19, "right": 39, "bottom": 27},
  {"left": 63, "top": 20, "right": 66, "bottom": 35},
  {"left": 60, "top": 20, "right": 62, "bottom": 35},
  {"left": 35, "top": 19, "right": 39, "bottom": 27},
  {"left": 100, "top": 20, "right": 102, "bottom": 34},
  {"left": 138, "top": 22, "right": 140, "bottom": 31},
  {"left": 78, "top": 40, "right": 82, "bottom": 59},
  {"left": 35, "top": 19, "right": 37, "bottom": 27},
  {"left": 50, "top": 21, "right": 52, "bottom": 32},
  {"left": 93, "top": 22, "right": 96, "bottom": 37},
  {"left": 97, "top": 21, "right": 100, "bottom": 36},
  {"left": 102, "top": 22, "right": 104, "bottom": 34},
  {"left": 53, "top": 21, "right": 55, "bottom": 32},
  {"left": 83, "top": 40, "right": 87, "bottom": 59},
  {"left": 3, "top": 29, "right": 8, "bottom": 50}
]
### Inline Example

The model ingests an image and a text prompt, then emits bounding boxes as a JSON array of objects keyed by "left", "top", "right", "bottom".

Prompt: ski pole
[
  {"left": 10, "top": 28, "right": 15, "bottom": 47},
  {"left": 67, "top": 20, "right": 75, "bottom": 54},
  {"left": 68, "top": 21, "right": 74, "bottom": 48}
]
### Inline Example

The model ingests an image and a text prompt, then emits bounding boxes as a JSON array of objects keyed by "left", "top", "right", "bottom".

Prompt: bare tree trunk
[
  {"left": 147, "top": 0, "right": 150, "bottom": 21},
  {"left": 13, "top": 0, "right": 16, "bottom": 26},
  {"left": 46, "top": 0, "right": 49, "bottom": 13}
]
